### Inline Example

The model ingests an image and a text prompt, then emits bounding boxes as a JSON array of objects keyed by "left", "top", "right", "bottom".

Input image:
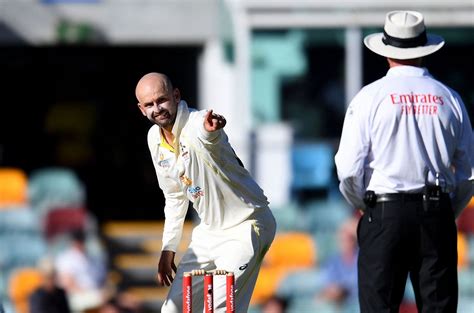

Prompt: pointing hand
[{"left": 204, "top": 110, "right": 226, "bottom": 132}]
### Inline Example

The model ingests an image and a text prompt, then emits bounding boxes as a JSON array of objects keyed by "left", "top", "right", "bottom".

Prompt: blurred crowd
[
  {"left": 1, "top": 166, "right": 473, "bottom": 313},
  {"left": 0, "top": 167, "right": 142, "bottom": 313}
]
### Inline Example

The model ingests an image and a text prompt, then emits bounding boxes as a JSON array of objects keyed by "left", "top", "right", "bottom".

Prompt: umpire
[{"left": 335, "top": 10, "right": 473, "bottom": 313}]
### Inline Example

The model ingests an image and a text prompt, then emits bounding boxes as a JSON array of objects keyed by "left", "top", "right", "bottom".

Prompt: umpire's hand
[{"left": 157, "top": 250, "right": 177, "bottom": 286}]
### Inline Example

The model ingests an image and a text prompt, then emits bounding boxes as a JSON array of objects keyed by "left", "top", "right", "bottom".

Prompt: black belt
[{"left": 375, "top": 192, "right": 448, "bottom": 203}]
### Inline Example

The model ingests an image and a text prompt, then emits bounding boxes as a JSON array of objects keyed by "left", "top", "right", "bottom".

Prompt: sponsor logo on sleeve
[
  {"left": 188, "top": 186, "right": 204, "bottom": 199},
  {"left": 180, "top": 141, "right": 191, "bottom": 163},
  {"left": 180, "top": 175, "right": 204, "bottom": 199}
]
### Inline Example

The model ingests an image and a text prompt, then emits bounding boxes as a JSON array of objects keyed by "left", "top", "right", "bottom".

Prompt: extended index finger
[{"left": 205, "top": 109, "right": 214, "bottom": 122}]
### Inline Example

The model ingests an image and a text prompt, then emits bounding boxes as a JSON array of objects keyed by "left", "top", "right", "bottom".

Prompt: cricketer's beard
[{"left": 152, "top": 108, "right": 176, "bottom": 129}]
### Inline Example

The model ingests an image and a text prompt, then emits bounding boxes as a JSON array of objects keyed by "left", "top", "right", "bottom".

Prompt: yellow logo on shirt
[{"left": 180, "top": 175, "right": 192, "bottom": 186}]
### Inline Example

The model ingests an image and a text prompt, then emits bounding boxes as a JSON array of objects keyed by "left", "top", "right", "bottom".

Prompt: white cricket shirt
[
  {"left": 335, "top": 66, "right": 473, "bottom": 215},
  {"left": 147, "top": 101, "right": 269, "bottom": 252}
]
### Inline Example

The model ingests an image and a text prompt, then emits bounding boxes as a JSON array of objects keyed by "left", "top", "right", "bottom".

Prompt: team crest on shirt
[
  {"left": 157, "top": 152, "right": 171, "bottom": 169},
  {"left": 158, "top": 159, "right": 170, "bottom": 169}
]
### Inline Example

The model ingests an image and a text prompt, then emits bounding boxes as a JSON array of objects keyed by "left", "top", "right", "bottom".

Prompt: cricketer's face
[{"left": 137, "top": 80, "right": 180, "bottom": 131}]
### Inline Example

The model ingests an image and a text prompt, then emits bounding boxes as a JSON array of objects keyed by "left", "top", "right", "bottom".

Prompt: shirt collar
[
  {"left": 160, "top": 132, "right": 175, "bottom": 153},
  {"left": 171, "top": 100, "right": 190, "bottom": 139},
  {"left": 386, "top": 66, "right": 430, "bottom": 78},
  {"left": 157, "top": 100, "right": 189, "bottom": 152}
]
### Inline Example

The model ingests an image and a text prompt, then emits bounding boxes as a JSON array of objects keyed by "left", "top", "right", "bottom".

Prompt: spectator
[
  {"left": 55, "top": 229, "right": 105, "bottom": 293},
  {"left": 317, "top": 217, "right": 358, "bottom": 306},
  {"left": 98, "top": 293, "right": 142, "bottom": 313},
  {"left": 29, "top": 258, "right": 71, "bottom": 313},
  {"left": 261, "top": 295, "right": 288, "bottom": 313},
  {"left": 55, "top": 230, "right": 106, "bottom": 311},
  {"left": 99, "top": 300, "right": 121, "bottom": 313}
]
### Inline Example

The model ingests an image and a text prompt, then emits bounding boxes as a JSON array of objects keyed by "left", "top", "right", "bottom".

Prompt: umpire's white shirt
[
  {"left": 147, "top": 101, "right": 269, "bottom": 252},
  {"left": 335, "top": 66, "right": 473, "bottom": 216}
]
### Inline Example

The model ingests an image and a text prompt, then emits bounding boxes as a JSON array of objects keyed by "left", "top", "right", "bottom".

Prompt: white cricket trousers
[{"left": 161, "top": 208, "right": 276, "bottom": 313}]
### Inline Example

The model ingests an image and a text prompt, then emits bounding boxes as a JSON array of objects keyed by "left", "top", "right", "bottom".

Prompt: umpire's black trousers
[{"left": 357, "top": 194, "right": 458, "bottom": 313}]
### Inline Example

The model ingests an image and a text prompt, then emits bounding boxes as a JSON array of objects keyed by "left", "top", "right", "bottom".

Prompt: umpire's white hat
[{"left": 364, "top": 11, "right": 445, "bottom": 60}]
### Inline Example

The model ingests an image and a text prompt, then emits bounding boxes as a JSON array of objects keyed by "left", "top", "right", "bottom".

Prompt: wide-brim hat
[{"left": 364, "top": 11, "right": 445, "bottom": 60}]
